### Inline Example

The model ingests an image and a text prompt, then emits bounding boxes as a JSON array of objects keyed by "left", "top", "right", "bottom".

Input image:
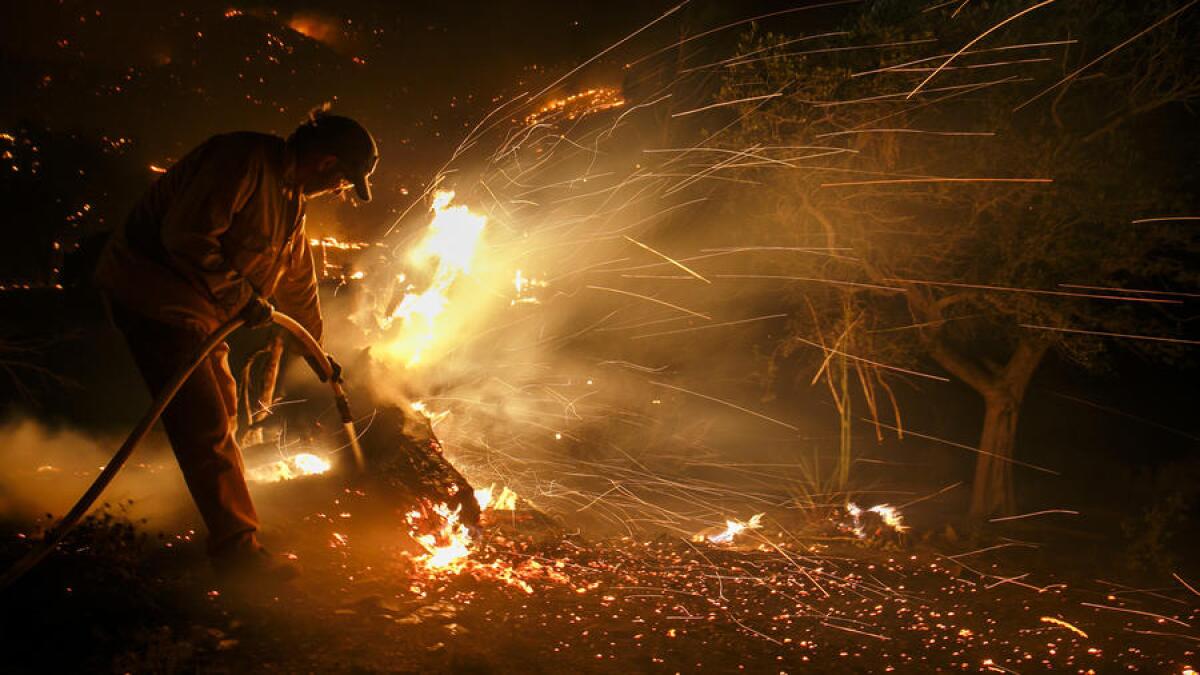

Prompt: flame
[
  {"left": 474, "top": 484, "right": 519, "bottom": 511},
  {"left": 405, "top": 499, "right": 571, "bottom": 595},
  {"left": 246, "top": 452, "right": 332, "bottom": 483},
  {"left": 844, "top": 502, "right": 908, "bottom": 538},
  {"left": 380, "top": 191, "right": 487, "bottom": 366},
  {"left": 696, "top": 513, "right": 764, "bottom": 544},
  {"left": 410, "top": 502, "right": 474, "bottom": 572}
]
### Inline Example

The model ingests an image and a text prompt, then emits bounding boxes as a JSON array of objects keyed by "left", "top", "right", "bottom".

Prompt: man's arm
[
  {"left": 271, "top": 227, "right": 324, "bottom": 343},
  {"left": 159, "top": 139, "right": 260, "bottom": 315}
]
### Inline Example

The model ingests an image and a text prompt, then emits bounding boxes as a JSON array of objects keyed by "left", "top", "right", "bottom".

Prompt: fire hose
[{"left": 0, "top": 310, "right": 364, "bottom": 591}]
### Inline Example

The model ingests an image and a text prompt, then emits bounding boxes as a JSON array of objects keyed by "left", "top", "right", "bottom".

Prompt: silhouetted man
[{"left": 96, "top": 109, "right": 377, "bottom": 585}]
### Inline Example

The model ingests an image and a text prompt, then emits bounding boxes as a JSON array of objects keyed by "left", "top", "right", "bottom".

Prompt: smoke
[
  {"left": 0, "top": 417, "right": 193, "bottom": 528},
  {"left": 310, "top": 86, "right": 808, "bottom": 536}
]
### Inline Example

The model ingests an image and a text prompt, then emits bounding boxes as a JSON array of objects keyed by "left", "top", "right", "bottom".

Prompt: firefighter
[{"left": 95, "top": 109, "right": 377, "bottom": 585}]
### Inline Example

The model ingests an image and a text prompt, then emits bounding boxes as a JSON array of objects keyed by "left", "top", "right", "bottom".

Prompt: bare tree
[{"left": 710, "top": 0, "right": 1200, "bottom": 517}]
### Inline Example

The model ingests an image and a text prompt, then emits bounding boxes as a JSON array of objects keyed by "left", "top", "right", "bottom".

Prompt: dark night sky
[{"left": 0, "top": 1, "right": 805, "bottom": 244}]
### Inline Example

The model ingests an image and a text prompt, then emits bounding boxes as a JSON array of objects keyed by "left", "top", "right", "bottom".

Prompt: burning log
[{"left": 353, "top": 405, "right": 482, "bottom": 532}]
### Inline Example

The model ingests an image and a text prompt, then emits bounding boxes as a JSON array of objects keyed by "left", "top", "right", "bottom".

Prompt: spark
[
  {"left": 528, "top": 0, "right": 691, "bottom": 103},
  {"left": 851, "top": 39, "right": 1078, "bottom": 78},
  {"left": 649, "top": 381, "right": 799, "bottom": 431},
  {"left": 670, "top": 93, "right": 783, "bottom": 118},
  {"left": 585, "top": 285, "right": 711, "bottom": 320},
  {"left": 1131, "top": 215, "right": 1200, "bottom": 223},
  {"left": 821, "top": 177, "right": 1053, "bottom": 188},
  {"left": 1020, "top": 324, "right": 1200, "bottom": 346},
  {"left": 1174, "top": 573, "right": 1200, "bottom": 598},
  {"left": 1015, "top": 0, "right": 1200, "bottom": 111},
  {"left": 715, "top": 273, "right": 904, "bottom": 293},
  {"left": 906, "top": 0, "right": 1060, "bottom": 99},
  {"left": 1059, "top": 284, "right": 1200, "bottom": 300},
  {"left": 789, "top": 334, "right": 950, "bottom": 382},
  {"left": 888, "top": 278, "right": 1182, "bottom": 304},
  {"left": 631, "top": 313, "right": 787, "bottom": 340},
  {"left": 989, "top": 509, "right": 1080, "bottom": 522},
  {"left": 868, "top": 419, "right": 1061, "bottom": 474},
  {"left": 945, "top": 542, "right": 1040, "bottom": 559},
  {"left": 622, "top": 235, "right": 710, "bottom": 283},
  {"left": 1080, "top": 602, "right": 1192, "bottom": 628},
  {"left": 1040, "top": 616, "right": 1090, "bottom": 638},
  {"left": 714, "top": 38, "right": 939, "bottom": 73},
  {"left": 814, "top": 128, "right": 995, "bottom": 138},
  {"left": 625, "top": 0, "right": 864, "bottom": 68}
]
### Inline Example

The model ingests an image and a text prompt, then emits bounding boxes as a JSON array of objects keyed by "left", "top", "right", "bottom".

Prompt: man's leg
[{"left": 111, "top": 304, "right": 259, "bottom": 554}]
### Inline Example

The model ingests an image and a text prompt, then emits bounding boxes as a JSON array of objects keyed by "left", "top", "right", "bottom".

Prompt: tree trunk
[
  {"left": 970, "top": 391, "right": 1021, "bottom": 518},
  {"left": 917, "top": 327, "right": 1047, "bottom": 519}
]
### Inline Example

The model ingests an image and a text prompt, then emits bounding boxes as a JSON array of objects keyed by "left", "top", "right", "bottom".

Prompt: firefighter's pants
[{"left": 111, "top": 302, "right": 259, "bottom": 555}]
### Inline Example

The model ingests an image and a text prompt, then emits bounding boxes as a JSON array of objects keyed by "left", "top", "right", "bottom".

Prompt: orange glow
[{"left": 288, "top": 13, "right": 341, "bottom": 47}]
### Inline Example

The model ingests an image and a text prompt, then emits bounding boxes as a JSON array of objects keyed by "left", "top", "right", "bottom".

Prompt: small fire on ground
[
  {"left": 408, "top": 484, "right": 520, "bottom": 572},
  {"left": 693, "top": 513, "right": 765, "bottom": 545},
  {"left": 246, "top": 453, "right": 332, "bottom": 483},
  {"left": 404, "top": 485, "right": 568, "bottom": 594}
]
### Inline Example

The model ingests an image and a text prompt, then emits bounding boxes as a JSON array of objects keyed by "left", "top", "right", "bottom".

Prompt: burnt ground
[{"left": 1, "top": 485, "right": 1197, "bottom": 675}]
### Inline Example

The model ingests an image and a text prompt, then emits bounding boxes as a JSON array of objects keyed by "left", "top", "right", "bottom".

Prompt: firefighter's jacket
[{"left": 96, "top": 132, "right": 323, "bottom": 342}]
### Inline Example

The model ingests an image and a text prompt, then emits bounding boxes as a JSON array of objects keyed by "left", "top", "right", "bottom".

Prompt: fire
[
  {"left": 524, "top": 87, "right": 626, "bottom": 126},
  {"left": 246, "top": 452, "right": 332, "bottom": 483},
  {"left": 405, "top": 498, "right": 571, "bottom": 595},
  {"left": 696, "top": 513, "right": 764, "bottom": 544},
  {"left": 407, "top": 485, "right": 522, "bottom": 572},
  {"left": 409, "top": 502, "right": 474, "bottom": 572},
  {"left": 844, "top": 502, "right": 908, "bottom": 538},
  {"left": 474, "top": 484, "right": 519, "bottom": 511},
  {"left": 511, "top": 269, "right": 545, "bottom": 305},
  {"left": 380, "top": 191, "right": 487, "bottom": 366}
]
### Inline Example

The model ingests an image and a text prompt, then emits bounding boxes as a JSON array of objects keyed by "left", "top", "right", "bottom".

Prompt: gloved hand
[
  {"left": 239, "top": 295, "right": 275, "bottom": 328},
  {"left": 304, "top": 353, "right": 343, "bottom": 383}
]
